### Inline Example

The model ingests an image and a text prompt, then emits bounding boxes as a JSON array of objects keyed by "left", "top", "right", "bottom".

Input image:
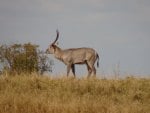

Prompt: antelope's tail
[{"left": 96, "top": 53, "right": 100, "bottom": 68}]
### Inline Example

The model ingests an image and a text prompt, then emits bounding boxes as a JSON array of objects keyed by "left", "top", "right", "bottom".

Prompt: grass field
[{"left": 0, "top": 73, "right": 150, "bottom": 113}]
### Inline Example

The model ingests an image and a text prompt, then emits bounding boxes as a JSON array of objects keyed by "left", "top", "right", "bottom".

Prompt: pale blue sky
[{"left": 0, "top": 0, "right": 150, "bottom": 77}]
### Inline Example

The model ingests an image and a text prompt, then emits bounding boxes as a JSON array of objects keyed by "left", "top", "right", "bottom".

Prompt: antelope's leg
[
  {"left": 67, "top": 64, "right": 71, "bottom": 77},
  {"left": 93, "top": 66, "right": 96, "bottom": 77},
  {"left": 86, "top": 62, "right": 92, "bottom": 78},
  {"left": 71, "top": 64, "right": 76, "bottom": 77}
]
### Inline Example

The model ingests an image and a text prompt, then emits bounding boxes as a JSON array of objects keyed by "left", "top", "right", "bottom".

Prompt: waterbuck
[{"left": 46, "top": 30, "right": 99, "bottom": 78}]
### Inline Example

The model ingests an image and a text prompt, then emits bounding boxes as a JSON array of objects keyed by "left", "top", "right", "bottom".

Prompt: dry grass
[{"left": 0, "top": 73, "right": 150, "bottom": 113}]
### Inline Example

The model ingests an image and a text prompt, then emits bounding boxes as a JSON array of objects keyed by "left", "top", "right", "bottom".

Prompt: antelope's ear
[
  {"left": 51, "top": 44, "right": 55, "bottom": 48},
  {"left": 52, "top": 44, "right": 56, "bottom": 52}
]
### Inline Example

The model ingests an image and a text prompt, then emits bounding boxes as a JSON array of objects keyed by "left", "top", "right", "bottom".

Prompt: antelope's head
[{"left": 46, "top": 30, "right": 59, "bottom": 54}]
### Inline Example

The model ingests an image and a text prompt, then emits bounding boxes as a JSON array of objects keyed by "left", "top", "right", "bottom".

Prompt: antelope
[{"left": 46, "top": 30, "right": 99, "bottom": 78}]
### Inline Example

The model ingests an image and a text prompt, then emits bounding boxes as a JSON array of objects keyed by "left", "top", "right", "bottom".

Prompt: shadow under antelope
[{"left": 46, "top": 30, "right": 100, "bottom": 78}]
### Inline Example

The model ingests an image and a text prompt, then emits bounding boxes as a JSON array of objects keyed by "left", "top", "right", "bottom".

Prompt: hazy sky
[{"left": 0, "top": 0, "right": 150, "bottom": 77}]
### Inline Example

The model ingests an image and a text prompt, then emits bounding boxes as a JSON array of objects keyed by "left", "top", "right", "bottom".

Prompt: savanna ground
[{"left": 0, "top": 73, "right": 149, "bottom": 113}]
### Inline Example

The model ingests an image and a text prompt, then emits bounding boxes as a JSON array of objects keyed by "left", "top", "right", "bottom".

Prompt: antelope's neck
[{"left": 54, "top": 47, "right": 63, "bottom": 61}]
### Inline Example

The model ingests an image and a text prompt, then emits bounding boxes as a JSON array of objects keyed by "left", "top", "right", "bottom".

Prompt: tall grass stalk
[{"left": 0, "top": 73, "right": 149, "bottom": 113}]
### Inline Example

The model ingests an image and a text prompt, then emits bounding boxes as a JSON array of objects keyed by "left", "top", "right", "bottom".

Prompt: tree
[
  {"left": 38, "top": 50, "right": 53, "bottom": 74},
  {"left": 0, "top": 43, "right": 53, "bottom": 75}
]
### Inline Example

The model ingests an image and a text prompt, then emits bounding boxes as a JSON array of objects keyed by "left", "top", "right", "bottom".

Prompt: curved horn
[{"left": 52, "top": 30, "right": 59, "bottom": 45}]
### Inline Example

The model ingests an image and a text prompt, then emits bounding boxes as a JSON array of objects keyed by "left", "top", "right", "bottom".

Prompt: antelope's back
[{"left": 63, "top": 48, "right": 96, "bottom": 63}]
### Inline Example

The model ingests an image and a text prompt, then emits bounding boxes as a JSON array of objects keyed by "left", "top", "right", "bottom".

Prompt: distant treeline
[{"left": 0, "top": 43, "right": 53, "bottom": 75}]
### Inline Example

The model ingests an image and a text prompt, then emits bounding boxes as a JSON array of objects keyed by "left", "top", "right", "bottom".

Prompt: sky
[{"left": 0, "top": 0, "right": 150, "bottom": 77}]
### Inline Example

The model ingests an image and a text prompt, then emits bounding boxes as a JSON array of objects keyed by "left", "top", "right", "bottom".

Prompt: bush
[{"left": 0, "top": 43, "right": 53, "bottom": 75}]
